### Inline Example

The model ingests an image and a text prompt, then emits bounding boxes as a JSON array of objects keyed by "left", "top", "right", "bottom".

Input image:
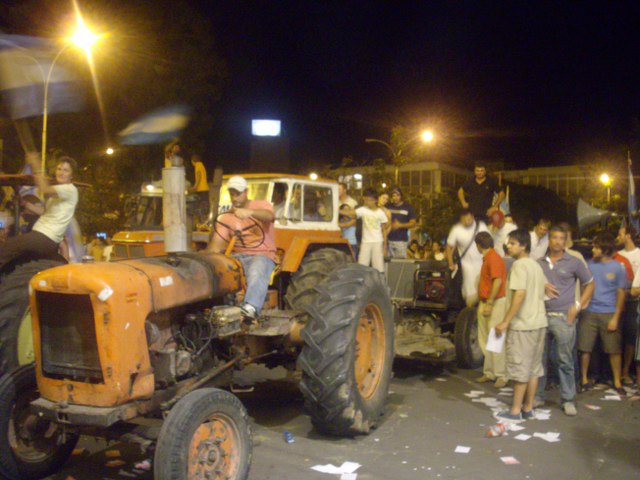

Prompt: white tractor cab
[{"left": 219, "top": 174, "right": 340, "bottom": 229}]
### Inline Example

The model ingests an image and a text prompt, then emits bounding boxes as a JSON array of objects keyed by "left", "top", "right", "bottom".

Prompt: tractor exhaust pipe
[{"left": 162, "top": 166, "right": 187, "bottom": 253}]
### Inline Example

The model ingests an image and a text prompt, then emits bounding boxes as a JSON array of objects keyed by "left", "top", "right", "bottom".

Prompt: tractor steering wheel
[{"left": 213, "top": 213, "right": 266, "bottom": 251}]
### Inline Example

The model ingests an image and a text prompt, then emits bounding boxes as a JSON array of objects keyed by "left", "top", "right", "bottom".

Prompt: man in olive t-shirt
[{"left": 494, "top": 228, "right": 548, "bottom": 423}]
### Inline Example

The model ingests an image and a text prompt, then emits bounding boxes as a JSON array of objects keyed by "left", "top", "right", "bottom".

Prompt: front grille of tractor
[
  {"left": 113, "top": 244, "right": 128, "bottom": 259},
  {"left": 37, "top": 291, "right": 104, "bottom": 383}
]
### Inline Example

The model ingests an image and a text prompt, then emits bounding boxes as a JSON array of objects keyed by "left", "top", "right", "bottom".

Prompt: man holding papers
[
  {"left": 494, "top": 229, "right": 548, "bottom": 423},
  {"left": 535, "top": 225, "right": 594, "bottom": 416},
  {"left": 474, "top": 231, "right": 508, "bottom": 388}
]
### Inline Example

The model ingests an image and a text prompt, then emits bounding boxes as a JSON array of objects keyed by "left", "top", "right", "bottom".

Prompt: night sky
[
  {"left": 203, "top": 1, "right": 640, "bottom": 171},
  {"left": 1, "top": 1, "right": 640, "bottom": 174}
]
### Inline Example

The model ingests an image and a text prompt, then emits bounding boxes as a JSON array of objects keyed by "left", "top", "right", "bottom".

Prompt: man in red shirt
[
  {"left": 474, "top": 231, "right": 508, "bottom": 388},
  {"left": 206, "top": 176, "right": 276, "bottom": 319}
]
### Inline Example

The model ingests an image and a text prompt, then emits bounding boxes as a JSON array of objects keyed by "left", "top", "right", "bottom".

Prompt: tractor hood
[{"left": 30, "top": 252, "right": 243, "bottom": 312}]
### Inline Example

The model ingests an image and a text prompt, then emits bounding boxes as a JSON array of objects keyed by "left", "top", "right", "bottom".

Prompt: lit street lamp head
[
  {"left": 69, "top": 20, "right": 101, "bottom": 53},
  {"left": 600, "top": 173, "right": 611, "bottom": 186},
  {"left": 421, "top": 130, "right": 434, "bottom": 143}
]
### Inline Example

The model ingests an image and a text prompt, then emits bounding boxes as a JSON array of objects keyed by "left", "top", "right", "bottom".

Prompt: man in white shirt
[
  {"left": 616, "top": 225, "right": 640, "bottom": 385},
  {"left": 0, "top": 154, "right": 78, "bottom": 270},
  {"left": 529, "top": 218, "right": 551, "bottom": 261},
  {"left": 446, "top": 209, "right": 489, "bottom": 307},
  {"left": 616, "top": 226, "right": 640, "bottom": 274}
]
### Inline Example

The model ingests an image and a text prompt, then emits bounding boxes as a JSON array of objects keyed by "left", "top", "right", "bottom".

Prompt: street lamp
[
  {"left": 41, "top": 19, "right": 101, "bottom": 172},
  {"left": 106, "top": 148, "right": 114, "bottom": 155},
  {"left": 309, "top": 172, "right": 318, "bottom": 181},
  {"left": 365, "top": 129, "right": 435, "bottom": 185},
  {"left": 600, "top": 173, "right": 612, "bottom": 205}
]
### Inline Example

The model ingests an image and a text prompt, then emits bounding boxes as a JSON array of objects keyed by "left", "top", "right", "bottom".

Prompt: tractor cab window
[
  {"left": 271, "top": 182, "right": 288, "bottom": 221},
  {"left": 288, "top": 184, "right": 303, "bottom": 221},
  {"left": 218, "top": 181, "right": 269, "bottom": 213},
  {"left": 303, "top": 185, "right": 333, "bottom": 222}
]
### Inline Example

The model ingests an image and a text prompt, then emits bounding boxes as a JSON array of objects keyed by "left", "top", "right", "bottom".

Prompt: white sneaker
[
  {"left": 240, "top": 302, "right": 257, "bottom": 319},
  {"left": 563, "top": 402, "right": 577, "bottom": 416}
]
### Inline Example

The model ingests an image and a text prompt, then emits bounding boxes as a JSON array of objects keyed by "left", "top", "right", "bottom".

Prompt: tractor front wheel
[
  {"left": 0, "top": 364, "right": 78, "bottom": 480},
  {"left": 154, "top": 388, "right": 252, "bottom": 480},
  {"left": 299, "top": 264, "right": 394, "bottom": 436}
]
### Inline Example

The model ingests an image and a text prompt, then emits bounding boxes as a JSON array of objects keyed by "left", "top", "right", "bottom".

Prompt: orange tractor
[{"left": 0, "top": 173, "right": 395, "bottom": 480}]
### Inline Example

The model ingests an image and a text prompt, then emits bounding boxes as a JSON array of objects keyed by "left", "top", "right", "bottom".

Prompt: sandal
[{"left": 579, "top": 380, "right": 595, "bottom": 393}]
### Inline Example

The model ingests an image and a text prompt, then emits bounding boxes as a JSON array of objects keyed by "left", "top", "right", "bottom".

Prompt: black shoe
[
  {"left": 579, "top": 380, "right": 595, "bottom": 393},
  {"left": 615, "top": 387, "right": 627, "bottom": 397}
]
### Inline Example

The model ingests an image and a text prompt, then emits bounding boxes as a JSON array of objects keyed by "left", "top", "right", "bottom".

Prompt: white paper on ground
[
  {"left": 311, "top": 462, "right": 361, "bottom": 475},
  {"left": 533, "top": 432, "right": 560, "bottom": 442},
  {"left": 514, "top": 434, "right": 531, "bottom": 441},
  {"left": 500, "top": 456, "right": 520, "bottom": 465},
  {"left": 470, "top": 390, "right": 485, "bottom": 395},
  {"left": 584, "top": 404, "right": 601, "bottom": 410},
  {"left": 507, "top": 424, "right": 526, "bottom": 431},
  {"left": 455, "top": 446, "right": 471, "bottom": 453},
  {"left": 603, "top": 395, "right": 622, "bottom": 401},
  {"left": 486, "top": 328, "right": 505, "bottom": 353},
  {"left": 341, "top": 474, "right": 358, "bottom": 480},
  {"left": 435, "top": 377, "right": 448, "bottom": 382}
]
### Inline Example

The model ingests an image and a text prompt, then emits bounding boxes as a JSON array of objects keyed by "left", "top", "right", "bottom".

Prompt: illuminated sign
[{"left": 252, "top": 119, "right": 281, "bottom": 137}]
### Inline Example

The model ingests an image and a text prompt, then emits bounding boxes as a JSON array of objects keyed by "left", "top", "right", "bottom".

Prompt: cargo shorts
[{"left": 505, "top": 328, "right": 546, "bottom": 383}]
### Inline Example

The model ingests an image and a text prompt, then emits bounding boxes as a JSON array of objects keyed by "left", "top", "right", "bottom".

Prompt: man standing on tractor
[
  {"left": 205, "top": 175, "right": 276, "bottom": 319},
  {"left": 458, "top": 162, "right": 505, "bottom": 224},
  {"left": 387, "top": 187, "right": 416, "bottom": 258},
  {"left": 0, "top": 153, "right": 78, "bottom": 271}
]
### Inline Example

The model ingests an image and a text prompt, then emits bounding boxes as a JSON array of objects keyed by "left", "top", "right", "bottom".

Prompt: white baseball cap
[{"left": 227, "top": 175, "right": 248, "bottom": 192}]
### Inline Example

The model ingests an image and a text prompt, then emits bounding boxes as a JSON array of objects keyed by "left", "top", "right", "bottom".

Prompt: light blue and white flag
[
  {"left": 628, "top": 154, "right": 640, "bottom": 233},
  {"left": 0, "top": 34, "right": 85, "bottom": 119},
  {"left": 118, "top": 105, "right": 191, "bottom": 145}
]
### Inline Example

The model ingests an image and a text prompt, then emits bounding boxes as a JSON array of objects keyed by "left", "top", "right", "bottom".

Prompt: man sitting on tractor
[{"left": 205, "top": 175, "right": 276, "bottom": 319}]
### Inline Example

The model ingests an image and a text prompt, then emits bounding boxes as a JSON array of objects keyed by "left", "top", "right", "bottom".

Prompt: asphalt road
[{"left": 45, "top": 361, "right": 640, "bottom": 480}]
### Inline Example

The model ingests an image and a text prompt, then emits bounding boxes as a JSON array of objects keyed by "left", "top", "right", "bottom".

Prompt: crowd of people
[{"left": 337, "top": 161, "right": 640, "bottom": 423}]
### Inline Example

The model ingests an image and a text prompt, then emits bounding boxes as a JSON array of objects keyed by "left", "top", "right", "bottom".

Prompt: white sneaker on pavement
[{"left": 563, "top": 402, "right": 577, "bottom": 416}]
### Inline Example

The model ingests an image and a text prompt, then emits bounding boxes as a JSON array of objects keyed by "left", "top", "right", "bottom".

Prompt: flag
[
  {"left": 499, "top": 185, "right": 510, "bottom": 214},
  {"left": 628, "top": 154, "right": 640, "bottom": 233},
  {"left": 0, "top": 35, "right": 85, "bottom": 119},
  {"left": 117, "top": 105, "right": 191, "bottom": 145}
]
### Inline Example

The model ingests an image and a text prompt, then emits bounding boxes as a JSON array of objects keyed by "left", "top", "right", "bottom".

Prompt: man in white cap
[{"left": 205, "top": 175, "right": 276, "bottom": 319}]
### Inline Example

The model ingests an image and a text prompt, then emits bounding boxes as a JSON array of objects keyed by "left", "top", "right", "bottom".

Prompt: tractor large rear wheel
[
  {"left": 0, "top": 364, "right": 79, "bottom": 480},
  {"left": 298, "top": 264, "right": 394, "bottom": 436},
  {"left": 285, "top": 248, "right": 351, "bottom": 311},
  {"left": 0, "top": 259, "right": 63, "bottom": 377}
]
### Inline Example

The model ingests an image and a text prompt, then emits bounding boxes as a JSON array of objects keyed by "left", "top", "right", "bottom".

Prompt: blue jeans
[
  {"left": 235, "top": 254, "right": 276, "bottom": 314},
  {"left": 536, "top": 313, "right": 577, "bottom": 402}
]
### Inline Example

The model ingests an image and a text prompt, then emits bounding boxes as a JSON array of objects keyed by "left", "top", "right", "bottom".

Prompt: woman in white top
[{"left": 0, "top": 153, "right": 78, "bottom": 272}]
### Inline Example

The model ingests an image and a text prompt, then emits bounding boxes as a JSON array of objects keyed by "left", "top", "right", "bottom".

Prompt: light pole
[
  {"left": 365, "top": 129, "right": 434, "bottom": 185},
  {"left": 600, "top": 173, "right": 612, "bottom": 206},
  {"left": 41, "top": 19, "right": 100, "bottom": 172}
]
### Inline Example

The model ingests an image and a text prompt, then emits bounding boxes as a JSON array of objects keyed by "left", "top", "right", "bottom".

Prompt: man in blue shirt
[
  {"left": 536, "top": 225, "right": 594, "bottom": 416},
  {"left": 578, "top": 232, "right": 628, "bottom": 396},
  {"left": 387, "top": 187, "right": 416, "bottom": 258}
]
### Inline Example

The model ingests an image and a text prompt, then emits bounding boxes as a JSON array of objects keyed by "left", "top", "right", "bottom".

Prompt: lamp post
[
  {"left": 365, "top": 129, "right": 434, "bottom": 185},
  {"left": 600, "top": 173, "right": 612, "bottom": 206},
  {"left": 41, "top": 19, "right": 100, "bottom": 172}
]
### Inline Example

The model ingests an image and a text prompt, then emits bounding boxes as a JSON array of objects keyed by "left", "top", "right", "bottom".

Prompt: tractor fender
[{"left": 280, "top": 237, "right": 352, "bottom": 273}]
